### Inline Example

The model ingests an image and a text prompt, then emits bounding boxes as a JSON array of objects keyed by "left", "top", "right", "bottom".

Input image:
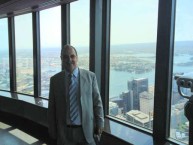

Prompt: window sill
[
  {"left": 0, "top": 90, "right": 48, "bottom": 108},
  {"left": 0, "top": 90, "right": 48, "bottom": 127},
  {"left": 104, "top": 116, "right": 181, "bottom": 145},
  {"left": 103, "top": 117, "right": 154, "bottom": 145}
]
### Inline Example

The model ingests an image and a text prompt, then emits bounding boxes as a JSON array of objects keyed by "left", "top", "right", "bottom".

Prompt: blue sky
[
  {"left": 70, "top": 0, "right": 89, "bottom": 48},
  {"left": 175, "top": 0, "right": 193, "bottom": 41},
  {"left": 0, "top": 0, "right": 193, "bottom": 50},
  {"left": 111, "top": 0, "right": 159, "bottom": 44},
  {"left": 15, "top": 13, "right": 33, "bottom": 51},
  {"left": 0, "top": 18, "right": 9, "bottom": 50},
  {"left": 40, "top": 6, "right": 61, "bottom": 49}
]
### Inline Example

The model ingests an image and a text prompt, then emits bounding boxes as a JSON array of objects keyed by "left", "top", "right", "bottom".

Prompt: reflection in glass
[
  {"left": 105, "top": 119, "right": 153, "bottom": 144},
  {"left": 15, "top": 14, "right": 34, "bottom": 95},
  {"left": 0, "top": 91, "right": 12, "bottom": 98},
  {"left": 170, "top": 0, "right": 193, "bottom": 144},
  {"left": 109, "top": 1, "right": 158, "bottom": 130},
  {"left": 70, "top": 0, "right": 90, "bottom": 70},
  {"left": 0, "top": 18, "right": 10, "bottom": 91},
  {"left": 40, "top": 6, "right": 61, "bottom": 98}
]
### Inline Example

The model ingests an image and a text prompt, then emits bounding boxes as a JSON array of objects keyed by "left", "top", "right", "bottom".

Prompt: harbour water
[
  {"left": 1, "top": 42, "right": 193, "bottom": 99},
  {"left": 109, "top": 53, "right": 193, "bottom": 98}
]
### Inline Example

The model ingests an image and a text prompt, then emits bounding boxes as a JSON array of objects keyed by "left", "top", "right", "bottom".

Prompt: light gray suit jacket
[{"left": 48, "top": 68, "right": 104, "bottom": 144}]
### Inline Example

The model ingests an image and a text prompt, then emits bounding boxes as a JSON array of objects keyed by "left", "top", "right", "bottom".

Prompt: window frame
[
  {"left": 32, "top": 11, "right": 41, "bottom": 98},
  {"left": 8, "top": 16, "right": 16, "bottom": 93},
  {"left": 153, "top": 0, "right": 176, "bottom": 142},
  {"left": 0, "top": 0, "right": 187, "bottom": 144},
  {"left": 102, "top": 0, "right": 178, "bottom": 144}
]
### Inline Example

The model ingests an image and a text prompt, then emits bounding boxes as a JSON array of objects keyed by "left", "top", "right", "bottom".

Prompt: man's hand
[
  {"left": 95, "top": 127, "right": 104, "bottom": 135},
  {"left": 94, "top": 127, "right": 103, "bottom": 142}
]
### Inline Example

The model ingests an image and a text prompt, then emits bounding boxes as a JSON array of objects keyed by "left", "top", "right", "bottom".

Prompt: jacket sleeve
[
  {"left": 48, "top": 77, "right": 57, "bottom": 139},
  {"left": 92, "top": 74, "right": 104, "bottom": 128}
]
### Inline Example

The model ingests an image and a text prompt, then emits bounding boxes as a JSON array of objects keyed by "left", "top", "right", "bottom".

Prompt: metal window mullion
[
  {"left": 8, "top": 16, "right": 16, "bottom": 93},
  {"left": 153, "top": 0, "right": 176, "bottom": 143},
  {"left": 61, "top": 4, "right": 70, "bottom": 70},
  {"left": 101, "top": 0, "right": 111, "bottom": 116},
  {"left": 32, "top": 11, "right": 41, "bottom": 98},
  {"left": 89, "top": 0, "right": 103, "bottom": 89},
  {"left": 89, "top": 0, "right": 96, "bottom": 72}
]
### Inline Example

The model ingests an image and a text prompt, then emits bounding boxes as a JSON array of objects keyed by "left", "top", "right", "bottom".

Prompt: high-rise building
[
  {"left": 139, "top": 91, "right": 154, "bottom": 115},
  {"left": 109, "top": 102, "right": 119, "bottom": 116},
  {"left": 128, "top": 78, "right": 148, "bottom": 110},
  {"left": 126, "top": 110, "right": 153, "bottom": 129},
  {"left": 110, "top": 97, "right": 124, "bottom": 109},
  {"left": 120, "top": 91, "right": 133, "bottom": 113}
]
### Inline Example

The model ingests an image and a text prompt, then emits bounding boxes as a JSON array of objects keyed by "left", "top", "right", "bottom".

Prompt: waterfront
[
  {"left": 1, "top": 46, "right": 193, "bottom": 98},
  {"left": 0, "top": 42, "right": 193, "bottom": 144},
  {"left": 109, "top": 53, "right": 193, "bottom": 98}
]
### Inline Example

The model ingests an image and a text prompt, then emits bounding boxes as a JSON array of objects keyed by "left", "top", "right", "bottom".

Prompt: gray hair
[{"left": 61, "top": 44, "right": 78, "bottom": 56}]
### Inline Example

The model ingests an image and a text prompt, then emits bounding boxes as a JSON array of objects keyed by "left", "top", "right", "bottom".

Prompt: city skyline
[
  {"left": 0, "top": 0, "right": 193, "bottom": 144},
  {"left": 0, "top": 42, "right": 191, "bottom": 144}
]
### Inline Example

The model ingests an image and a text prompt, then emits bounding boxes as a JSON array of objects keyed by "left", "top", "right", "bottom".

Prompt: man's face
[{"left": 61, "top": 47, "right": 78, "bottom": 73}]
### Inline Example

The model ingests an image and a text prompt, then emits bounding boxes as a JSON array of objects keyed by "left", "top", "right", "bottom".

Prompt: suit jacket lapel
[
  {"left": 58, "top": 71, "right": 66, "bottom": 98},
  {"left": 57, "top": 71, "right": 67, "bottom": 120},
  {"left": 79, "top": 69, "right": 86, "bottom": 99}
]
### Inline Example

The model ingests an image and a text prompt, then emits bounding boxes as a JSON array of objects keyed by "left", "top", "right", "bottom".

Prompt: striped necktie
[{"left": 68, "top": 74, "right": 78, "bottom": 124}]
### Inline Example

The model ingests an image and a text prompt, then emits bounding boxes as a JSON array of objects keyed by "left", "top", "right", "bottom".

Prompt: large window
[
  {"left": 0, "top": 18, "right": 10, "bottom": 91},
  {"left": 109, "top": 1, "right": 158, "bottom": 130},
  {"left": 40, "top": 6, "right": 61, "bottom": 98},
  {"left": 170, "top": 0, "right": 193, "bottom": 144},
  {"left": 15, "top": 14, "right": 34, "bottom": 95},
  {"left": 70, "top": 0, "right": 90, "bottom": 70}
]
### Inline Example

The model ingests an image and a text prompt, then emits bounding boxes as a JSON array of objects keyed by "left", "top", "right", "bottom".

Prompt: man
[{"left": 48, "top": 44, "right": 104, "bottom": 145}]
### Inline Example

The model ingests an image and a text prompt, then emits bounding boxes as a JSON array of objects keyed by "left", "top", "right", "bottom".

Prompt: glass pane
[
  {"left": 15, "top": 14, "right": 34, "bottom": 95},
  {"left": 0, "top": 18, "right": 10, "bottom": 91},
  {"left": 109, "top": 1, "right": 158, "bottom": 130},
  {"left": 70, "top": 0, "right": 89, "bottom": 70},
  {"left": 170, "top": 0, "right": 193, "bottom": 144},
  {"left": 40, "top": 6, "right": 61, "bottom": 98}
]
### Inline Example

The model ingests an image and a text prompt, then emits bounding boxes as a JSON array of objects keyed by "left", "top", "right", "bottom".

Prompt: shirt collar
[
  {"left": 72, "top": 67, "right": 79, "bottom": 78},
  {"left": 65, "top": 67, "right": 79, "bottom": 78}
]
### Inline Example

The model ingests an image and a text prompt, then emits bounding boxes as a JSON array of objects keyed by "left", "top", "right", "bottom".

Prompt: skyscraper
[
  {"left": 120, "top": 91, "right": 133, "bottom": 113},
  {"left": 139, "top": 91, "right": 154, "bottom": 115},
  {"left": 128, "top": 78, "right": 148, "bottom": 110}
]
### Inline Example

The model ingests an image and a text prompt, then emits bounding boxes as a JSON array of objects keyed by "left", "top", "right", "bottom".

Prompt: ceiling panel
[{"left": 0, "top": 0, "right": 77, "bottom": 18}]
